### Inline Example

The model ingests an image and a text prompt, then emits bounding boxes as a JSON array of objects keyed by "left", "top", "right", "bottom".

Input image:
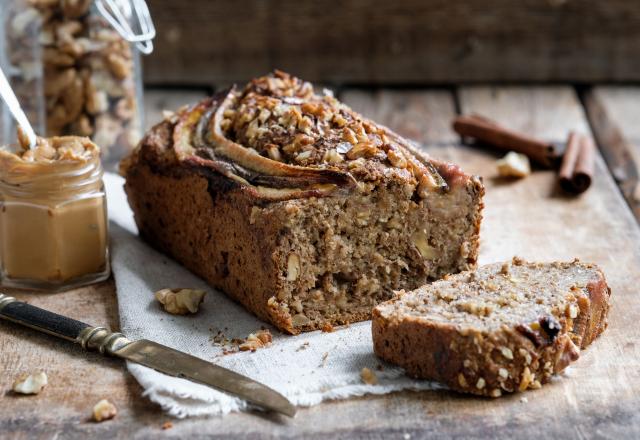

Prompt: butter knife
[{"left": 0, "top": 293, "right": 296, "bottom": 417}]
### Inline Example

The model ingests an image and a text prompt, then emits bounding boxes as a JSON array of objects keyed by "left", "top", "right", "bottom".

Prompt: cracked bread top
[{"left": 122, "top": 71, "right": 476, "bottom": 201}]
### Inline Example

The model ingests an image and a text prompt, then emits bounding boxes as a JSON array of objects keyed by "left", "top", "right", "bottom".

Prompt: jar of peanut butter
[{"left": 0, "top": 135, "right": 109, "bottom": 291}]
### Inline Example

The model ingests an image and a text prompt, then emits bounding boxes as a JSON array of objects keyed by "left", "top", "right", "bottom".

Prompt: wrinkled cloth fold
[{"left": 106, "top": 173, "right": 439, "bottom": 417}]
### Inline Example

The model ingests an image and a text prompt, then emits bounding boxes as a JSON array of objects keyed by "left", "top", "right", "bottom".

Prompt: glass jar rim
[{"left": 0, "top": 150, "right": 104, "bottom": 200}]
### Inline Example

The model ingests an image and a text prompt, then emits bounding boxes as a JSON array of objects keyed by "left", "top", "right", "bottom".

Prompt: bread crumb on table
[
  {"left": 321, "top": 322, "right": 334, "bottom": 333},
  {"left": 162, "top": 421, "right": 174, "bottom": 430}
]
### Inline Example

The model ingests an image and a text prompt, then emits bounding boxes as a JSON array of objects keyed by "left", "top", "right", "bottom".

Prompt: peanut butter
[{"left": 0, "top": 135, "right": 109, "bottom": 290}]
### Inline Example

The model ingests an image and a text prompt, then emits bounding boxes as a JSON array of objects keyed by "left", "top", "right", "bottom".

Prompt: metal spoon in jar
[{"left": 0, "top": 67, "right": 37, "bottom": 149}]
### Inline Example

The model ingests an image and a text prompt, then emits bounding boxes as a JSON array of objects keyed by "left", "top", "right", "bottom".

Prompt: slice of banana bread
[
  {"left": 372, "top": 257, "right": 611, "bottom": 396},
  {"left": 121, "top": 71, "right": 484, "bottom": 334}
]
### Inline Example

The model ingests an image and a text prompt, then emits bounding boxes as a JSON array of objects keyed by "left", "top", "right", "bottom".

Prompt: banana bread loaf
[
  {"left": 372, "top": 257, "right": 611, "bottom": 396},
  {"left": 121, "top": 71, "right": 484, "bottom": 334}
]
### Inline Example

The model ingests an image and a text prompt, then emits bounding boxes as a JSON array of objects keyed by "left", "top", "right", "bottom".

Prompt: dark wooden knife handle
[{"left": 0, "top": 294, "right": 90, "bottom": 342}]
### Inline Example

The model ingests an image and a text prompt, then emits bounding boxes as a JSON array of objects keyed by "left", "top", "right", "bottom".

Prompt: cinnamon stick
[
  {"left": 558, "top": 131, "right": 595, "bottom": 194},
  {"left": 452, "top": 114, "right": 561, "bottom": 168}
]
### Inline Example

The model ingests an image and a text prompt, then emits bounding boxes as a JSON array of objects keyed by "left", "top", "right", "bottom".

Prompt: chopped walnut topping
[
  {"left": 346, "top": 142, "right": 378, "bottom": 160},
  {"left": 519, "top": 367, "right": 533, "bottom": 391},
  {"left": 171, "top": 71, "right": 456, "bottom": 203},
  {"left": 342, "top": 127, "right": 358, "bottom": 144},
  {"left": 519, "top": 348, "right": 533, "bottom": 365},
  {"left": 500, "top": 347, "right": 514, "bottom": 360},
  {"left": 387, "top": 147, "right": 408, "bottom": 168},
  {"left": 266, "top": 144, "right": 282, "bottom": 161},
  {"left": 323, "top": 149, "right": 344, "bottom": 164}
]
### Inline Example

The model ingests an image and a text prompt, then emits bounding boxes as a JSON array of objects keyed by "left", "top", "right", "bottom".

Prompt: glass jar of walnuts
[{"left": 0, "top": 0, "right": 154, "bottom": 170}]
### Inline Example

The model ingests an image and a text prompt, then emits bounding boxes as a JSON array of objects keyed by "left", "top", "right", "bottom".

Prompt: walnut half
[{"left": 155, "top": 288, "right": 206, "bottom": 315}]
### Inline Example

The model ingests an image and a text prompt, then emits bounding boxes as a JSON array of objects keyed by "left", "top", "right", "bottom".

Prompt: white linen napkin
[{"left": 105, "top": 172, "right": 440, "bottom": 417}]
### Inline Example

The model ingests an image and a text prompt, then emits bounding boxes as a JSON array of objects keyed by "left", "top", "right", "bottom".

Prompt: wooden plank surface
[
  {"left": 144, "top": 0, "right": 640, "bottom": 85},
  {"left": 456, "top": 86, "right": 640, "bottom": 436},
  {"left": 2, "top": 86, "right": 640, "bottom": 439},
  {"left": 143, "top": 89, "right": 211, "bottom": 131},
  {"left": 582, "top": 86, "right": 640, "bottom": 222},
  {"left": 343, "top": 89, "right": 459, "bottom": 146}
]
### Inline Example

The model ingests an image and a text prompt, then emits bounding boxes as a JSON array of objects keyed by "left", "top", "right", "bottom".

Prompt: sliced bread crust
[{"left": 372, "top": 257, "right": 611, "bottom": 397}]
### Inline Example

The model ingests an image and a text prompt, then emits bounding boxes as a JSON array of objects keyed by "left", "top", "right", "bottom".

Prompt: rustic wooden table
[{"left": 2, "top": 85, "right": 639, "bottom": 439}]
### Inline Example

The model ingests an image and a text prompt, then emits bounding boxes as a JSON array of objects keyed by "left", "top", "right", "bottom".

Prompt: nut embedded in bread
[
  {"left": 372, "top": 258, "right": 611, "bottom": 397},
  {"left": 122, "top": 71, "right": 484, "bottom": 334}
]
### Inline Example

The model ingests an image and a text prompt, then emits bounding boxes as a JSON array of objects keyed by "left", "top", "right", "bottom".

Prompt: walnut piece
[
  {"left": 286, "top": 254, "right": 301, "bottom": 281},
  {"left": 239, "top": 329, "right": 273, "bottom": 352},
  {"left": 411, "top": 230, "right": 437, "bottom": 260},
  {"left": 360, "top": 367, "right": 379, "bottom": 385},
  {"left": 155, "top": 288, "right": 206, "bottom": 315},
  {"left": 93, "top": 399, "right": 117, "bottom": 422},
  {"left": 496, "top": 152, "right": 531, "bottom": 178},
  {"left": 12, "top": 371, "right": 48, "bottom": 395}
]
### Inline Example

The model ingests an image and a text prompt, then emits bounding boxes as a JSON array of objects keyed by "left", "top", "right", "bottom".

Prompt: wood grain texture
[
  {"left": 343, "top": 89, "right": 458, "bottom": 145},
  {"left": 582, "top": 87, "right": 640, "bottom": 222},
  {"left": 2, "top": 87, "right": 640, "bottom": 439},
  {"left": 143, "top": 0, "right": 640, "bottom": 85}
]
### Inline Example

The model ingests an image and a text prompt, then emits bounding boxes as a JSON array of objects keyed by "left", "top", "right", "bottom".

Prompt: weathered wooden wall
[{"left": 143, "top": 0, "right": 640, "bottom": 85}]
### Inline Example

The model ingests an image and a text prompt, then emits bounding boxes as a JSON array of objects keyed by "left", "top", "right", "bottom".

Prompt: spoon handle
[{"left": 0, "top": 67, "right": 37, "bottom": 149}]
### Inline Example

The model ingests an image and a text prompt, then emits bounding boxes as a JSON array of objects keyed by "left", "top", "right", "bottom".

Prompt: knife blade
[{"left": 0, "top": 293, "right": 296, "bottom": 417}]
